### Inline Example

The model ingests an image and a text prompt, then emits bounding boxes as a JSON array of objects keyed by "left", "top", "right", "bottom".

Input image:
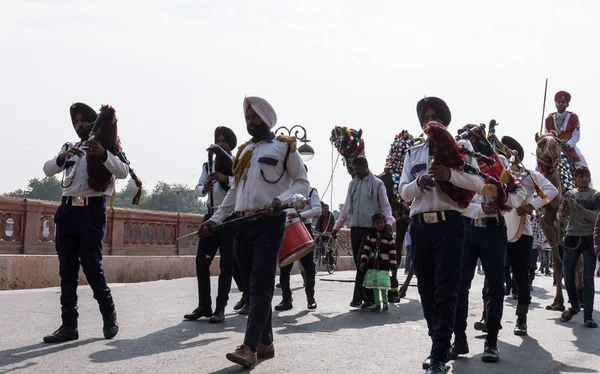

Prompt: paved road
[{"left": 1, "top": 270, "right": 600, "bottom": 373}]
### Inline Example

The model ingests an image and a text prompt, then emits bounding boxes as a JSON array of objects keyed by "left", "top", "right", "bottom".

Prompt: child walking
[{"left": 359, "top": 213, "right": 397, "bottom": 311}]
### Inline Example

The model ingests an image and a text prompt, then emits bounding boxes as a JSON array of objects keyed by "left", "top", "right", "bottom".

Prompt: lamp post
[{"left": 273, "top": 124, "right": 315, "bottom": 162}]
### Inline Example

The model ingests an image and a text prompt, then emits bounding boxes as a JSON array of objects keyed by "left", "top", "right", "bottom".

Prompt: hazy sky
[{"left": 2, "top": 0, "right": 598, "bottom": 208}]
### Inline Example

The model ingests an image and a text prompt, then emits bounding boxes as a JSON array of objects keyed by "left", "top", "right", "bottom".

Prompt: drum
[
  {"left": 278, "top": 218, "right": 316, "bottom": 267},
  {"left": 505, "top": 208, "right": 526, "bottom": 243}
]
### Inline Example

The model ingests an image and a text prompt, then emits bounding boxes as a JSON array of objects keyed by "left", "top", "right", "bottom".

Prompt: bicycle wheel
[
  {"left": 328, "top": 248, "right": 338, "bottom": 274},
  {"left": 315, "top": 243, "right": 322, "bottom": 273}
]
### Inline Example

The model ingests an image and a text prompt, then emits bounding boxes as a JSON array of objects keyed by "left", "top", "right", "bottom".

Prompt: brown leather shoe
[
  {"left": 257, "top": 343, "right": 275, "bottom": 359},
  {"left": 225, "top": 344, "right": 257, "bottom": 368}
]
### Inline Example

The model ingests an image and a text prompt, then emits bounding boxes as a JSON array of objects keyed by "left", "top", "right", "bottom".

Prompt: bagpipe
[
  {"left": 423, "top": 121, "right": 481, "bottom": 208},
  {"left": 70, "top": 105, "right": 142, "bottom": 207},
  {"left": 456, "top": 123, "right": 516, "bottom": 211}
]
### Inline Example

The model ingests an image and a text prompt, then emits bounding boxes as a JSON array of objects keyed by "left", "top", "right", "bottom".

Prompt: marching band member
[
  {"left": 275, "top": 172, "right": 321, "bottom": 311},
  {"left": 198, "top": 96, "right": 309, "bottom": 368},
  {"left": 500, "top": 136, "right": 558, "bottom": 336},
  {"left": 544, "top": 90, "right": 588, "bottom": 168},
  {"left": 449, "top": 150, "right": 527, "bottom": 363},
  {"left": 184, "top": 126, "right": 247, "bottom": 323},
  {"left": 42, "top": 102, "right": 129, "bottom": 343},
  {"left": 399, "top": 97, "right": 484, "bottom": 374}
]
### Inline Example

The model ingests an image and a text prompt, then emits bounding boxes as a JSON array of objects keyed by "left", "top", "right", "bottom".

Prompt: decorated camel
[
  {"left": 535, "top": 131, "right": 584, "bottom": 311},
  {"left": 330, "top": 126, "right": 423, "bottom": 299}
]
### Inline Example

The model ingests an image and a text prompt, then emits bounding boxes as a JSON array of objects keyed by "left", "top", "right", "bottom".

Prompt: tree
[
  {"left": 140, "top": 181, "right": 207, "bottom": 214},
  {"left": 111, "top": 178, "right": 149, "bottom": 208},
  {"left": 3, "top": 176, "right": 63, "bottom": 201}
]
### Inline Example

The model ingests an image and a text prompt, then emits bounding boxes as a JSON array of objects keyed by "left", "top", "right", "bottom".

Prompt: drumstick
[{"left": 176, "top": 211, "right": 268, "bottom": 241}]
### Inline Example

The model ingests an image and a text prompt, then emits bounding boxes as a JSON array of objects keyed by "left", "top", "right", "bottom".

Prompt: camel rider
[{"left": 544, "top": 90, "right": 588, "bottom": 169}]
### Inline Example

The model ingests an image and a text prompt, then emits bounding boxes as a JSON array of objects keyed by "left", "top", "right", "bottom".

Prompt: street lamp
[{"left": 274, "top": 124, "right": 315, "bottom": 162}]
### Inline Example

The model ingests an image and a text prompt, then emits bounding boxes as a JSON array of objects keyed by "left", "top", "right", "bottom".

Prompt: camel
[
  {"left": 329, "top": 126, "right": 422, "bottom": 299},
  {"left": 535, "top": 132, "right": 584, "bottom": 311}
]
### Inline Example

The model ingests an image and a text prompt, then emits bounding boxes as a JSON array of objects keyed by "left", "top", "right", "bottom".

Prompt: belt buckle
[
  {"left": 71, "top": 197, "right": 85, "bottom": 206},
  {"left": 423, "top": 212, "right": 438, "bottom": 224},
  {"left": 474, "top": 218, "right": 485, "bottom": 228}
]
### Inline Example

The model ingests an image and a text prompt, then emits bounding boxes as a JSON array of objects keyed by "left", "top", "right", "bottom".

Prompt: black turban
[
  {"left": 501, "top": 136, "right": 524, "bottom": 162},
  {"left": 353, "top": 156, "right": 369, "bottom": 168},
  {"left": 417, "top": 96, "right": 451, "bottom": 126},
  {"left": 214, "top": 126, "right": 237, "bottom": 150},
  {"left": 69, "top": 102, "right": 98, "bottom": 124}
]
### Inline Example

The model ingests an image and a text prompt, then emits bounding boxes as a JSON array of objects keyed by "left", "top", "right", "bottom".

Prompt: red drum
[{"left": 278, "top": 218, "right": 315, "bottom": 268}]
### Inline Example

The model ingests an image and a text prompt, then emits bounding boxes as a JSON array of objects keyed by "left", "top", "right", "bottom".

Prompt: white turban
[{"left": 243, "top": 96, "right": 277, "bottom": 129}]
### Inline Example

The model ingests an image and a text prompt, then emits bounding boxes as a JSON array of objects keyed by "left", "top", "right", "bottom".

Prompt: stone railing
[
  {"left": 0, "top": 197, "right": 353, "bottom": 256},
  {"left": 0, "top": 197, "right": 205, "bottom": 255}
]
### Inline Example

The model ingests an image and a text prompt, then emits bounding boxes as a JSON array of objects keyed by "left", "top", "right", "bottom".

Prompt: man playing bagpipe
[
  {"left": 399, "top": 97, "right": 485, "bottom": 374},
  {"left": 184, "top": 126, "right": 248, "bottom": 323},
  {"left": 42, "top": 102, "right": 135, "bottom": 343},
  {"left": 448, "top": 124, "right": 527, "bottom": 363}
]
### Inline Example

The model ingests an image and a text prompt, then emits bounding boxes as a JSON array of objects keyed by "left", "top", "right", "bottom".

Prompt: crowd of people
[{"left": 40, "top": 91, "right": 600, "bottom": 373}]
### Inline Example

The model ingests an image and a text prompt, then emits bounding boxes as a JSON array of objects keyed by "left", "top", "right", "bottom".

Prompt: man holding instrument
[
  {"left": 500, "top": 136, "right": 558, "bottom": 336},
  {"left": 198, "top": 96, "right": 309, "bottom": 368},
  {"left": 42, "top": 102, "right": 129, "bottom": 343},
  {"left": 448, "top": 128, "right": 527, "bottom": 363},
  {"left": 399, "top": 97, "right": 484, "bottom": 374},
  {"left": 184, "top": 126, "right": 247, "bottom": 323}
]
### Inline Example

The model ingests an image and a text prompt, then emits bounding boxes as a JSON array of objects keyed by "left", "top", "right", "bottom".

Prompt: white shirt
[
  {"left": 519, "top": 169, "right": 559, "bottom": 236},
  {"left": 43, "top": 141, "right": 129, "bottom": 197},
  {"left": 399, "top": 139, "right": 485, "bottom": 215},
  {"left": 299, "top": 187, "right": 323, "bottom": 223},
  {"left": 195, "top": 162, "right": 230, "bottom": 208},
  {"left": 463, "top": 155, "right": 528, "bottom": 219},
  {"left": 210, "top": 135, "right": 309, "bottom": 225}
]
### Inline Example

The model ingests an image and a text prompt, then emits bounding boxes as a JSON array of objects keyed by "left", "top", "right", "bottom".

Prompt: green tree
[
  {"left": 140, "top": 181, "right": 207, "bottom": 214},
  {"left": 3, "top": 176, "right": 63, "bottom": 201},
  {"left": 112, "top": 178, "right": 149, "bottom": 208}
]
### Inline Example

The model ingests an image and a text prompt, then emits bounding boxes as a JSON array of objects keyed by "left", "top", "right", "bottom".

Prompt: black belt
[
  {"left": 234, "top": 211, "right": 261, "bottom": 218},
  {"left": 62, "top": 196, "right": 106, "bottom": 207},
  {"left": 413, "top": 210, "right": 461, "bottom": 224},
  {"left": 464, "top": 216, "right": 506, "bottom": 228}
]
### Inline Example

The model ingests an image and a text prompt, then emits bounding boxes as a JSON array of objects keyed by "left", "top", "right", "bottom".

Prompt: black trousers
[
  {"left": 506, "top": 234, "right": 534, "bottom": 307},
  {"left": 54, "top": 201, "right": 114, "bottom": 328},
  {"left": 390, "top": 219, "right": 409, "bottom": 290},
  {"left": 350, "top": 227, "right": 374, "bottom": 303},
  {"left": 234, "top": 214, "right": 286, "bottom": 352},
  {"left": 411, "top": 212, "right": 463, "bottom": 363},
  {"left": 455, "top": 220, "right": 507, "bottom": 334},
  {"left": 195, "top": 213, "right": 244, "bottom": 310},
  {"left": 279, "top": 221, "right": 315, "bottom": 301}
]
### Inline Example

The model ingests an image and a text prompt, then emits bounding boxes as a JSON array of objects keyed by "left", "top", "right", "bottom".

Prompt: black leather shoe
[
  {"left": 103, "top": 311, "right": 119, "bottom": 339},
  {"left": 514, "top": 315, "right": 527, "bottom": 336},
  {"left": 388, "top": 290, "right": 400, "bottom": 303},
  {"left": 274, "top": 299, "right": 293, "bottom": 311},
  {"left": 482, "top": 342, "right": 499, "bottom": 362},
  {"left": 233, "top": 298, "right": 246, "bottom": 311},
  {"left": 473, "top": 318, "right": 488, "bottom": 333},
  {"left": 209, "top": 308, "right": 225, "bottom": 323},
  {"left": 238, "top": 304, "right": 249, "bottom": 315},
  {"left": 448, "top": 336, "right": 469, "bottom": 360},
  {"left": 43, "top": 326, "right": 79, "bottom": 343},
  {"left": 360, "top": 301, "right": 374, "bottom": 309},
  {"left": 425, "top": 359, "right": 448, "bottom": 374},
  {"left": 422, "top": 356, "right": 432, "bottom": 369},
  {"left": 307, "top": 298, "right": 317, "bottom": 310},
  {"left": 184, "top": 306, "right": 213, "bottom": 320}
]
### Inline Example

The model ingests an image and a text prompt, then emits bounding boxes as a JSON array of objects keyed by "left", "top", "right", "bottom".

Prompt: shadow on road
[
  {"left": 452, "top": 335, "right": 598, "bottom": 374},
  {"left": 0, "top": 338, "right": 103, "bottom": 370},
  {"left": 88, "top": 321, "right": 228, "bottom": 363}
]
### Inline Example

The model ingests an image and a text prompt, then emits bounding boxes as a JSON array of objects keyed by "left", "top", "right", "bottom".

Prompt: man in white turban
[
  {"left": 199, "top": 96, "right": 309, "bottom": 368},
  {"left": 243, "top": 96, "right": 278, "bottom": 129}
]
